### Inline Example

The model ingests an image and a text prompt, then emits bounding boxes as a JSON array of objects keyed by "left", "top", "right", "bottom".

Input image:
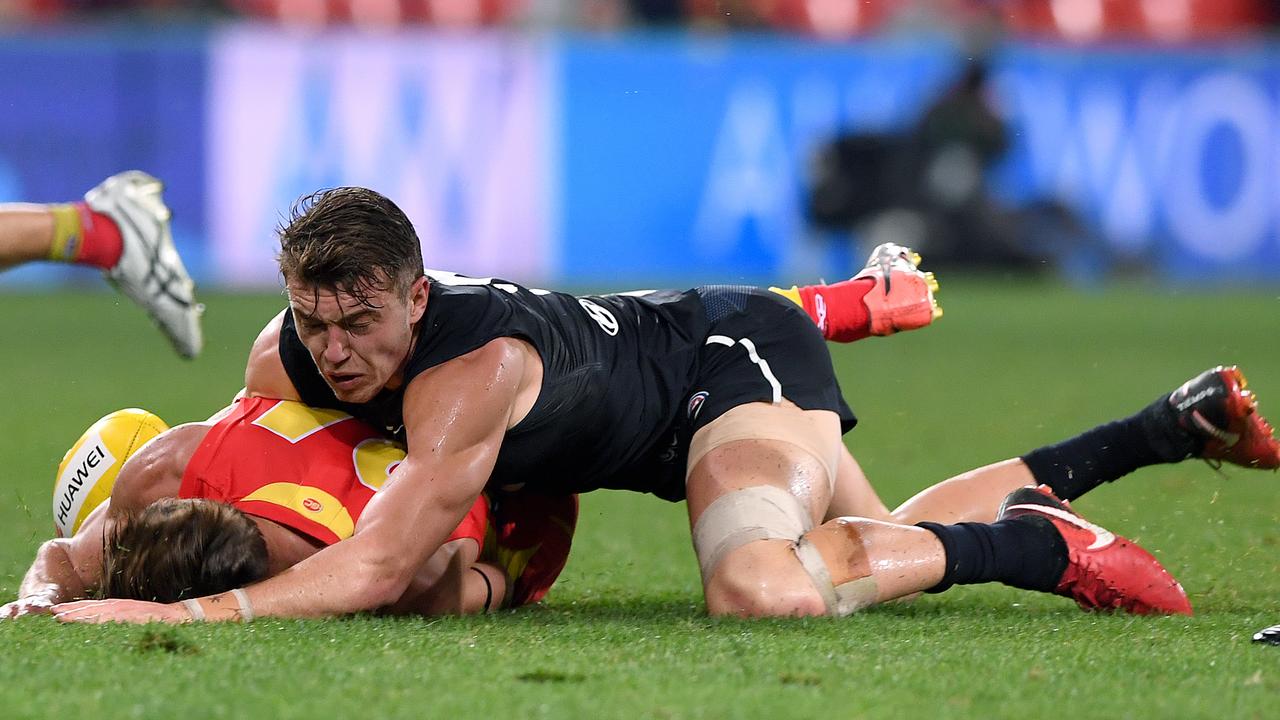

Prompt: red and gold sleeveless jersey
[{"left": 179, "top": 397, "right": 487, "bottom": 547}]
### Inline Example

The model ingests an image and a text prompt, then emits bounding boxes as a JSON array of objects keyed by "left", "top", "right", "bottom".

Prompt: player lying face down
[{"left": 2, "top": 399, "right": 575, "bottom": 621}]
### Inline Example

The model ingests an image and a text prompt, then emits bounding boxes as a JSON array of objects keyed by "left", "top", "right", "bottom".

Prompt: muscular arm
[{"left": 177, "top": 339, "right": 530, "bottom": 621}]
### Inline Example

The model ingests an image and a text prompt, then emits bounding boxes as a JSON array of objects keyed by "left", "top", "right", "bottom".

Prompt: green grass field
[{"left": 0, "top": 281, "right": 1277, "bottom": 719}]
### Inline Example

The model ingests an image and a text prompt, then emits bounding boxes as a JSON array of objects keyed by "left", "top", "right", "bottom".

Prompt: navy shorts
[{"left": 685, "top": 285, "right": 857, "bottom": 436}]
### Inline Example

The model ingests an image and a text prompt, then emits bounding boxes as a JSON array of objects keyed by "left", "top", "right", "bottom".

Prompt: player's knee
[
  {"left": 692, "top": 484, "right": 830, "bottom": 617},
  {"left": 692, "top": 484, "right": 811, "bottom": 580},
  {"left": 706, "top": 520, "right": 883, "bottom": 618},
  {"left": 704, "top": 547, "right": 828, "bottom": 618}
]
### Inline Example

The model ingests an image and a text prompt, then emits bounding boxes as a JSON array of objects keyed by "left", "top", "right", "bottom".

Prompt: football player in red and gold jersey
[{"left": 1, "top": 398, "right": 576, "bottom": 620}]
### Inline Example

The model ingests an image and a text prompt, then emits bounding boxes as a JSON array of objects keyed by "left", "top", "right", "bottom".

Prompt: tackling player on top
[{"left": 51, "top": 187, "right": 1279, "bottom": 625}]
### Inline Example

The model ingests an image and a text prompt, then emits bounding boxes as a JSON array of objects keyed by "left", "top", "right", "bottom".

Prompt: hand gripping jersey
[
  {"left": 280, "top": 273, "right": 856, "bottom": 501},
  {"left": 178, "top": 397, "right": 487, "bottom": 547}
]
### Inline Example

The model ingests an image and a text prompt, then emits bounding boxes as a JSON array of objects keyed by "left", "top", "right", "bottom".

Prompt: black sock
[
  {"left": 1019, "top": 393, "right": 1200, "bottom": 502},
  {"left": 917, "top": 517, "right": 1068, "bottom": 593}
]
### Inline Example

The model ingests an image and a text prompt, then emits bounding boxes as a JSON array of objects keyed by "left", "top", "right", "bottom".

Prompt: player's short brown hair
[
  {"left": 277, "top": 187, "right": 425, "bottom": 306},
  {"left": 100, "top": 498, "right": 268, "bottom": 603}
]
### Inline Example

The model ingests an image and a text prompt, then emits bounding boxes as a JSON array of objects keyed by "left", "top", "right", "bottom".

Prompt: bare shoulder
[
  {"left": 109, "top": 424, "right": 210, "bottom": 515},
  {"left": 414, "top": 337, "right": 535, "bottom": 384},
  {"left": 403, "top": 337, "right": 542, "bottom": 431},
  {"left": 461, "top": 336, "right": 537, "bottom": 373},
  {"left": 244, "top": 310, "right": 300, "bottom": 400}
]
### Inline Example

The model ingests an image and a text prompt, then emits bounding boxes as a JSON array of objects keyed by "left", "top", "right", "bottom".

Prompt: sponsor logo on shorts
[
  {"left": 302, "top": 497, "right": 323, "bottom": 513},
  {"left": 687, "top": 391, "right": 709, "bottom": 420},
  {"left": 55, "top": 443, "right": 109, "bottom": 526}
]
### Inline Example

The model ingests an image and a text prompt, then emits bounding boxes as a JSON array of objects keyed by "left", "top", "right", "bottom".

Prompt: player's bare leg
[
  {"left": 823, "top": 448, "right": 892, "bottom": 522},
  {"left": 889, "top": 458, "right": 1036, "bottom": 525},
  {"left": 825, "top": 447, "right": 1033, "bottom": 525},
  {"left": 685, "top": 403, "right": 1015, "bottom": 616},
  {"left": 0, "top": 196, "right": 124, "bottom": 271},
  {"left": 823, "top": 447, "right": 1028, "bottom": 524},
  {"left": 0, "top": 205, "right": 61, "bottom": 268},
  {"left": 689, "top": 402, "right": 1191, "bottom": 618}
]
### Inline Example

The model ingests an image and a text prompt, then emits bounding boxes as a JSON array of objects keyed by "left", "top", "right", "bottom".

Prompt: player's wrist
[
  {"left": 180, "top": 598, "right": 206, "bottom": 622},
  {"left": 178, "top": 589, "right": 255, "bottom": 623}
]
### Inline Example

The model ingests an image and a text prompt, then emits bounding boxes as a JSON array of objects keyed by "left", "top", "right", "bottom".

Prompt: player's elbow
[
  {"left": 39, "top": 538, "right": 67, "bottom": 556},
  {"left": 350, "top": 551, "right": 418, "bottom": 610}
]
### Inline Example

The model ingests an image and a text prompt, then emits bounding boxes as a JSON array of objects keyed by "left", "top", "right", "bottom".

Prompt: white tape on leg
[
  {"left": 795, "top": 537, "right": 879, "bottom": 617},
  {"left": 692, "top": 486, "right": 812, "bottom": 583}
]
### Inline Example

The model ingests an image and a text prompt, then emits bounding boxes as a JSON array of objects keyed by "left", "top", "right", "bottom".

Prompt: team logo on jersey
[
  {"left": 578, "top": 298, "right": 619, "bottom": 336},
  {"left": 302, "top": 497, "right": 323, "bottom": 513},
  {"left": 687, "top": 391, "right": 710, "bottom": 420}
]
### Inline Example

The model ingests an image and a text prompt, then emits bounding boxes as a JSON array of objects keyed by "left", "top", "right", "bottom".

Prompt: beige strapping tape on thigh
[
  {"left": 794, "top": 538, "right": 879, "bottom": 617},
  {"left": 686, "top": 402, "right": 842, "bottom": 492},
  {"left": 692, "top": 485, "right": 813, "bottom": 583}
]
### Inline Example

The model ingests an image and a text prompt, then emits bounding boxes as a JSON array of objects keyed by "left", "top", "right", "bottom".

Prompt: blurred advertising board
[
  {"left": 0, "top": 30, "right": 1277, "bottom": 287},
  {"left": 206, "top": 27, "right": 555, "bottom": 286},
  {"left": 993, "top": 43, "right": 1280, "bottom": 282},
  {"left": 0, "top": 33, "right": 207, "bottom": 285},
  {"left": 557, "top": 35, "right": 955, "bottom": 285}
]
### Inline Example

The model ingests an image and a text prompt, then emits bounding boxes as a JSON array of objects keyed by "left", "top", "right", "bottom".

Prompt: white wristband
[
  {"left": 231, "top": 588, "right": 255, "bottom": 622},
  {"left": 181, "top": 598, "right": 205, "bottom": 622}
]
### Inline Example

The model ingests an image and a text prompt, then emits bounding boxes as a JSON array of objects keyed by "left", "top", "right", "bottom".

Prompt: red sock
[
  {"left": 796, "top": 277, "right": 876, "bottom": 343},
  {"left": 75, "top": 203, "right": 124, "bottom": 269}
]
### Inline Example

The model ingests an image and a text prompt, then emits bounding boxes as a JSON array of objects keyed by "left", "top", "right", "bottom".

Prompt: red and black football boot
[
  {"left": 1168, "top": 366, "right": 1280, "bottom": 470},
  {"left": 998, "top": 485, "right": 1193, "bottom": 616},
  {"left": 483, "top": 491, "right": 579, "bottom": 607}
]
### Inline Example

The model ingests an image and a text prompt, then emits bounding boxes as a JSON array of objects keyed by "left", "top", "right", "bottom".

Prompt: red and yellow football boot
[
  {"left": 770, "top": 242, "right": 941, "bottom": 342},
  {"left": 853, "top": 242, "right": 942, "bottom": 336}
]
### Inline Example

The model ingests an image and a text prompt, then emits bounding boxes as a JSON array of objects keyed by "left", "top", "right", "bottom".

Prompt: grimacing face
[{"left": 287, "top": 277, "right": 428, "bottom": 403}]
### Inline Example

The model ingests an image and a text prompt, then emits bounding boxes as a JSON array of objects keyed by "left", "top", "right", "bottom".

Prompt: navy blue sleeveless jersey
[
  {"left": 279, "top": 273, "right": 713, "bottom": 498},
  {"left": 280, "top": 274, "right": 857, "bottom": 501}
]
